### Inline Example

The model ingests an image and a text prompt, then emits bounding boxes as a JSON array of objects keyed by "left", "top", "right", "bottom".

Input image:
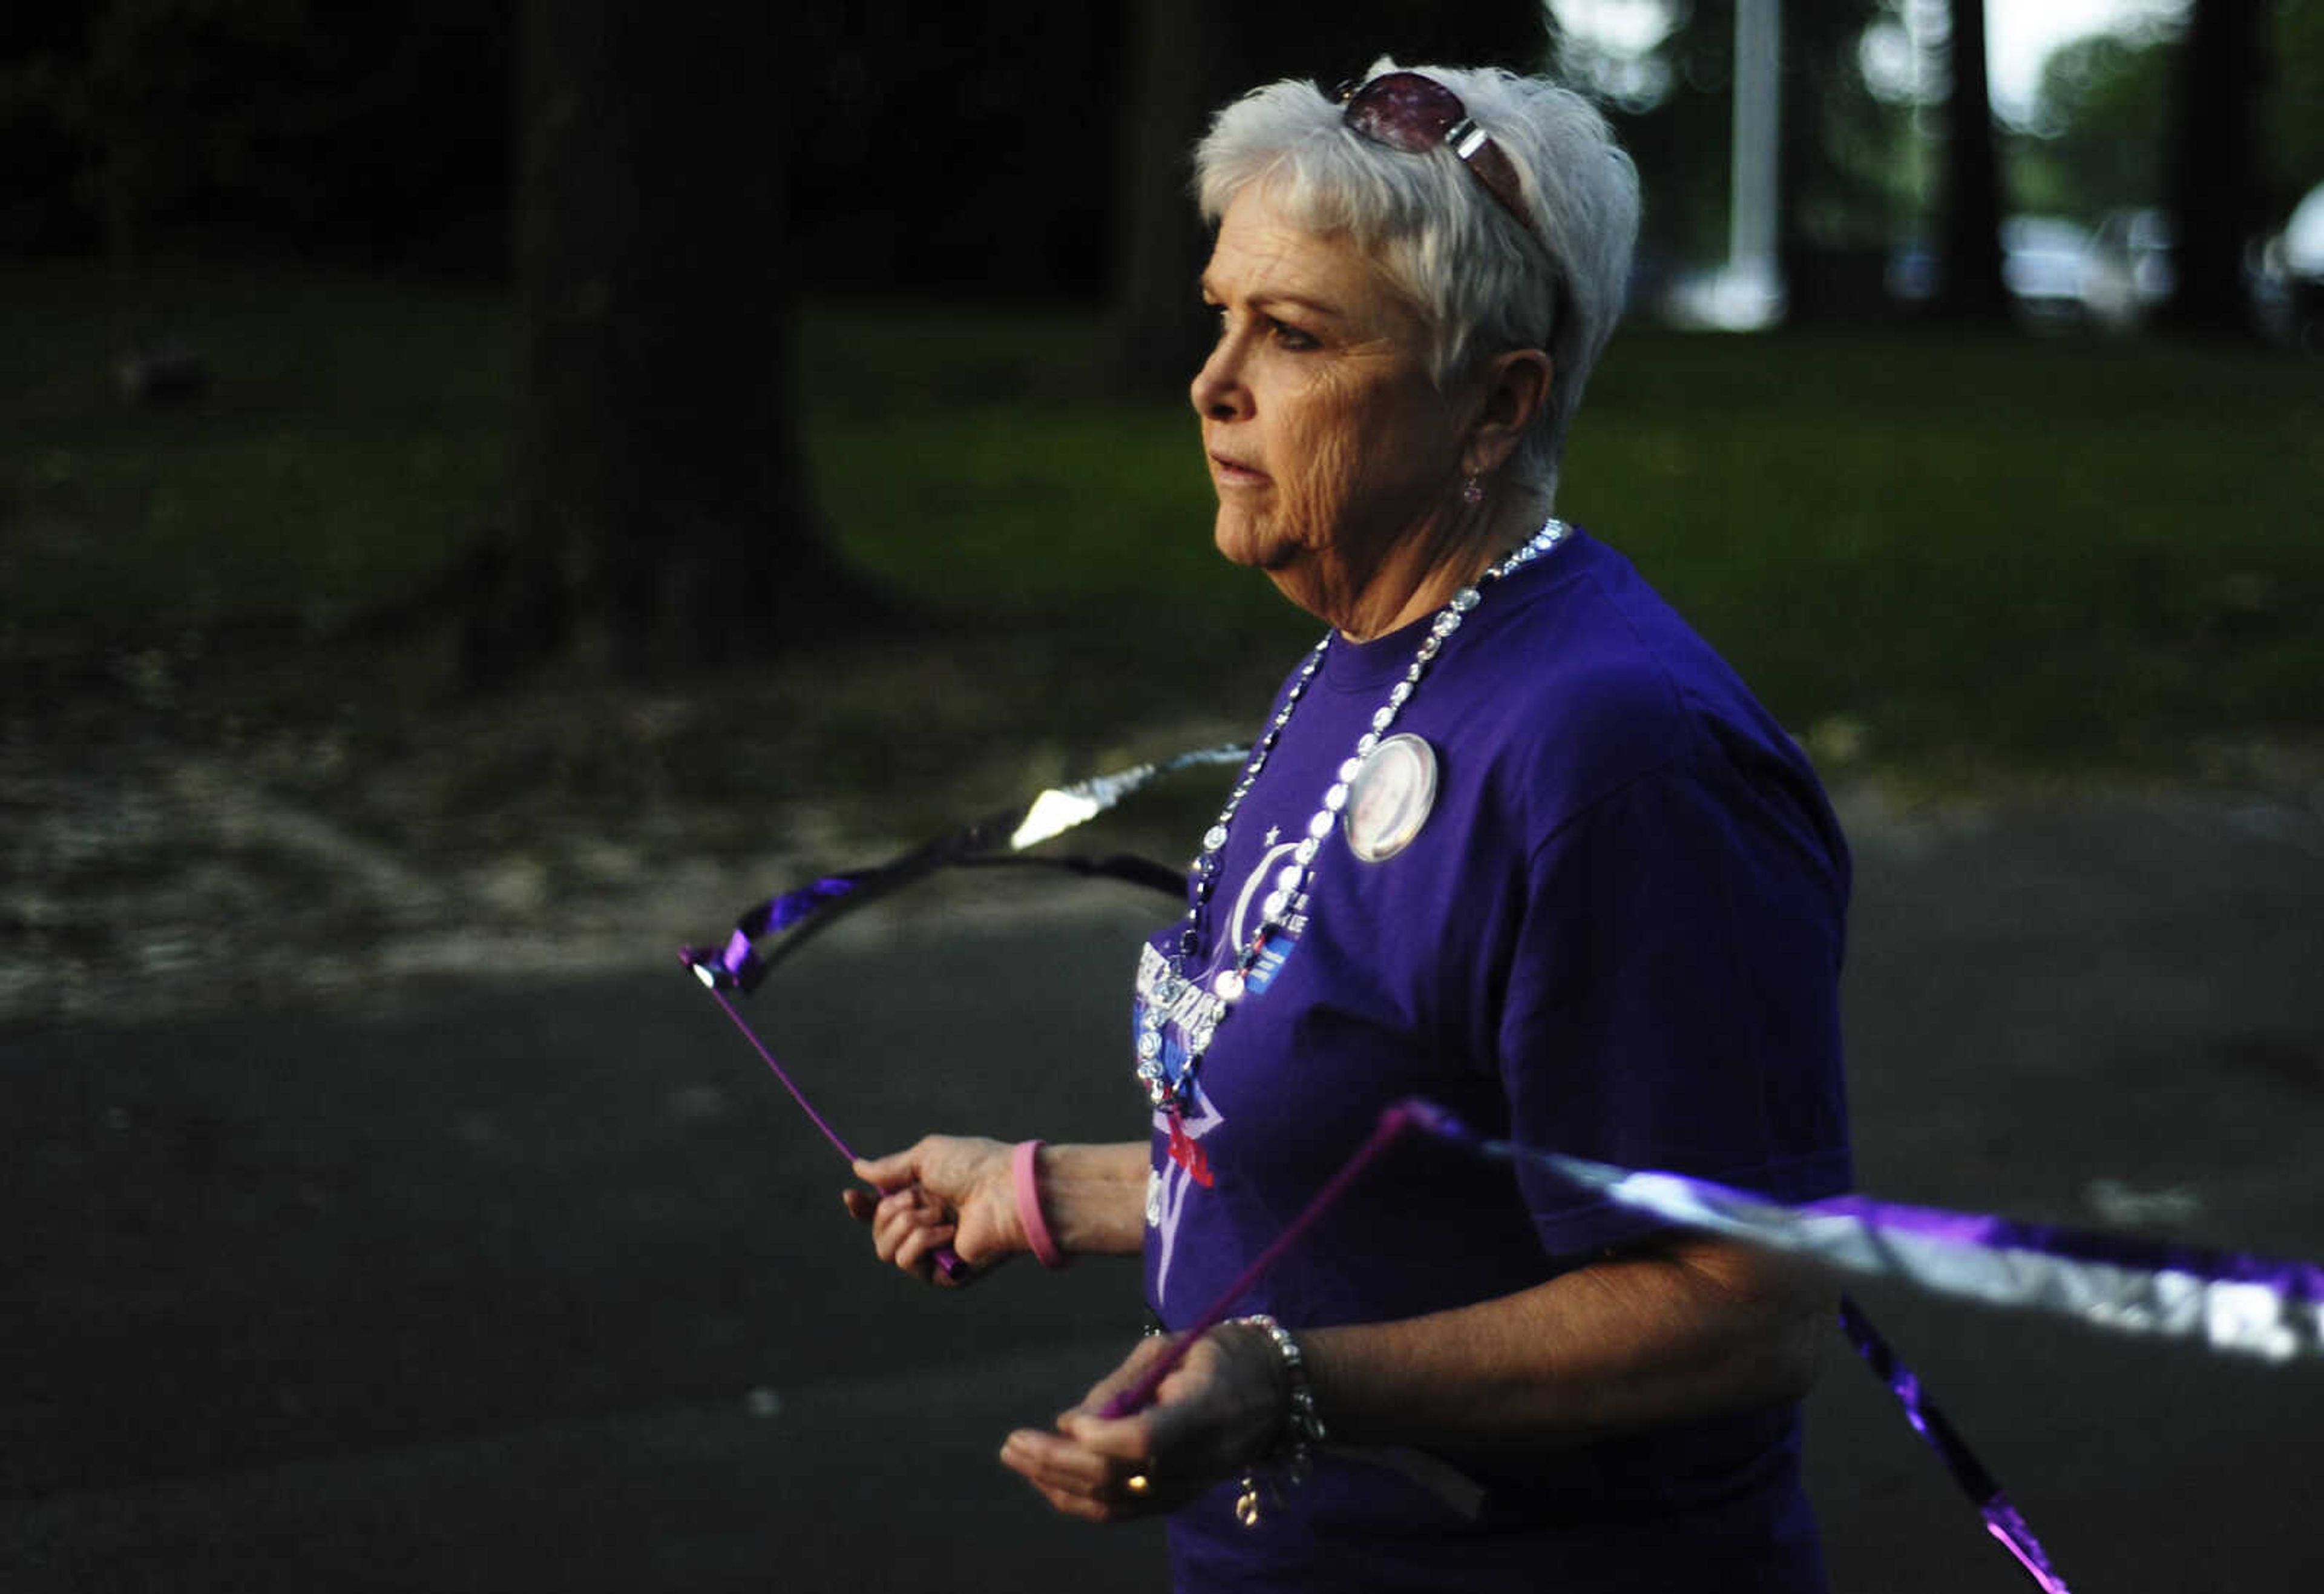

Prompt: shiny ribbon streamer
[
  {"left": 680, "top": 746, "right": 1246, "bottom": 1285},
  {"left": 676, "top": 748, "right": 2324, "bottom": 1589},
  {"left": 1125, "top": 1098, "right": 2086, "bottom": 1594},
  {"left": 681, "top": 745, "right": 1246, "bottom": 995},
  {"left": 1839, "top": 1299, "right": 2071, "bottom": 1594},
  {"left": 1413, "top": 1103, "right": 2324, "bottom": 1364},
  {"left": 1402, "top": 1101, "right": 2324, "bottom": 1589}
]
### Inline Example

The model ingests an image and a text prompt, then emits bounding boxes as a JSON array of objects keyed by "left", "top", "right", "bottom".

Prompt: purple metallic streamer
[
  {"left": 1431, "top": 1125, "right": 2324, "bottom": 1363},
  {"left": 679, "top": 749, "right": 1252, "bottom": 1285},
  {"left": 1839, "top": 1297, "right": 2071, "bottom": 1593},
  {"left": 1093, "top": 1098, "right": 2082, "bottom": 1593},
  {"left": 702, "top": 875, "right": 862, "bottom": 987},
  {"left": 1401, "top": 1107, "right": 2088, "bottom": 1592},
  {"left": 1810, "top": 1192, "right": 2324, "bottom": 1302},
  {"left": 684, "top": 746, "right": 1247, "bottom": 996},
  {"left": 679, "top": 753, "right": 1256, "bottom": 1286},
  {"left": 1984, "top": 1500, "right": 2072, "bottom": 1594}
]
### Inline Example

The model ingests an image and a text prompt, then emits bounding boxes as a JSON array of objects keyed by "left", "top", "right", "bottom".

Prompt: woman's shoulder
[{"left": 1448, "top": 532, "right": 1823, "bottom": 838}]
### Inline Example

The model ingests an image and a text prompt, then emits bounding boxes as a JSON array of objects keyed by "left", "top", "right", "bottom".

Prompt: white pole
[{"left": 1729, "top": 0, "right": 1784, "bottom": 324}]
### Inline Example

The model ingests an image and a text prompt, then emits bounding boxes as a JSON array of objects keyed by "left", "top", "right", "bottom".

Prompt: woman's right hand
[{"left": 842, "top": 1136, "right": 1021, "bottom": 1286}]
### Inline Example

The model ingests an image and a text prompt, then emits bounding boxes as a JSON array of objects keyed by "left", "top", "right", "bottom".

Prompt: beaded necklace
[{"left": 1135, "top": 518, "right": 1569, "bottom": 1112}]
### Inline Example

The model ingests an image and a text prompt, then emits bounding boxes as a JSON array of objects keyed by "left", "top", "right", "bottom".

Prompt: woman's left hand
[{"left": 999, "top": 1320, "right": 1289, "bottom": 1521}]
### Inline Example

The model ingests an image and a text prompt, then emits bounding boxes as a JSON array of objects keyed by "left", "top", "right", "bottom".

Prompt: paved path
[{"left": 7, "top": 792, "right": 2323, "bottom": 1590}]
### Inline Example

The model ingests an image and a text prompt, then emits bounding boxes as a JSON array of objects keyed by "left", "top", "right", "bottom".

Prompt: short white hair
[{"left": 1193, "top": 61, "right": 1640, "bottom": 504}]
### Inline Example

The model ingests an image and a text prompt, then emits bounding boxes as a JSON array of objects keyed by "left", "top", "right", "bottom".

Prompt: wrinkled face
[{"left": 1192, "top": 188, "right": 1466, "bottom": 613}]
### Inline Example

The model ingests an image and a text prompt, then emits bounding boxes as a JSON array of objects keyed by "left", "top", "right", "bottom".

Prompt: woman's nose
[{"left": 1189, "top": 338, "right": 1251, "bottom": 422}]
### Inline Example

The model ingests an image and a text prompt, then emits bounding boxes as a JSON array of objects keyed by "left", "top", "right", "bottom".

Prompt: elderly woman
[{"left": 843, "top": 62, "right": 1852, "bottom": 1592}]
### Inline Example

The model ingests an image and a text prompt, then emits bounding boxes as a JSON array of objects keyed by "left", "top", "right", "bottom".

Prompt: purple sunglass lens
[
  {"left": 1336, "top": 71, "right": 1536, "bottom": 240},
  {"left": 1341, "top": 72, "right": 1465, "bottom": 151}
]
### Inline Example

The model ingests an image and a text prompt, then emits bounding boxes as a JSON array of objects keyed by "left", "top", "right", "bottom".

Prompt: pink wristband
[{"left": 1013, "top": 1139, "right": 1069, "bottom": 1270}]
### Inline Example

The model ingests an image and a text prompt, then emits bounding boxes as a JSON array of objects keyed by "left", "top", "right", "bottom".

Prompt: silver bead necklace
[{"left": 1135, "top": 518, "right": 1568, "bottom": 1111}]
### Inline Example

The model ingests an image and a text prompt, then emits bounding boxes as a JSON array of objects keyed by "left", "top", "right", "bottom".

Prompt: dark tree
[
  {"left": 0, "top": 4, "right": 511, "bottom": 274},
  {"left": 1109, "top": 0, "right": 1552, "bottom": 393},
  {"left": 1601, "top": 2, "right": 1741, "bottom": 272},
  {"left": 1934, "top": 0, "right": 2008, "bottom": 323},
  {"left": 1109, "top": 0, "right": 1229, "bottom": 394},
  {"left": 782, "top": 3, "right": 1123, "bottom": 301},
  {"left": 467, "top": 0, "right": 879, "bottom": 685},
  {"left": 1776, "top": 0, "right": 1901, "bottom": 324},
  {"left": 2159, "top": 0, "right": 2270, "bottom": 336}
]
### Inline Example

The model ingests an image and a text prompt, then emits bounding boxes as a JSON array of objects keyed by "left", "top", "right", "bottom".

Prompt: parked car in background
[
  {"left": 1885, "top": 238, "right": 1938, "bottom": 305},
  {"left": 2083, "top": 208, "right": 2176, "bottom": 332},
  {"left": 1883, "top": 201, "right": 2306, "bottom": 341},
  {"left": 2000, "top": 216, "right": 2097, "bottom": 328},
  {"left": 2268, "top": 182, "right": 2324, "bottom": 351},
  {"left": 1885, "top": 217, "right": 2101, "bottom": 329}
]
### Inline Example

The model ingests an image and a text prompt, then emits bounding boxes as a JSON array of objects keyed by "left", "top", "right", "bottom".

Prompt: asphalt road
[{"left": 7, "top": 792, "right": 2324, "bottom": 1592}]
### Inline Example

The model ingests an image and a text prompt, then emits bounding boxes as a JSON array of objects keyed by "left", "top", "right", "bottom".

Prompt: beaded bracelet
[{"left": 1225, "top": 1312, "right": 1325, "bottom": 1526}]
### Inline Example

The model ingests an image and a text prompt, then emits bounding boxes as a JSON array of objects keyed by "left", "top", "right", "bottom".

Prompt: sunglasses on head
[{"left": 1337, "top": 71, "right": 1537, "bottom": 242}]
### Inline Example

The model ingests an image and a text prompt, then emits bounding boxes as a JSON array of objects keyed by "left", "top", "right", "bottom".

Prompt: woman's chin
[{"left": 1212, "top": 513, "right": 1272, "bottom": 570}]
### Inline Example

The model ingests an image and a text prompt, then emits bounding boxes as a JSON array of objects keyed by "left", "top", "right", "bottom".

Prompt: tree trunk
[
  {"left": 2159, "top": 0, "right": 2267, "bottom": 337},
  {"left": 1934, "top": 0, "right": 2008, "bottom": 324},
  {"left": 1108, "top": 0, "right": 1234, "bottom": 395},
  {"left": 1776, "top": 0, "right": 1889, "bottom": 325},
  {"left": 468, "top": 0, "right": 880, "bottom": 687}
]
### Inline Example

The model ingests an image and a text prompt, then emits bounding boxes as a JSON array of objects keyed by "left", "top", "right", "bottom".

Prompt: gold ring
[{"left": 1124, "top": 1474, "right": 1152, "bottom": 1497}]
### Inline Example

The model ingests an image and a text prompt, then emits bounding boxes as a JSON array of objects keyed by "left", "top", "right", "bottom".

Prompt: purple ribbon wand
[
  {"left": 679, "top": 746, "right": 1247, "bottom": 1285},
  {"left": 684, "top": 961, "right": 973, "bottom": 1282}
]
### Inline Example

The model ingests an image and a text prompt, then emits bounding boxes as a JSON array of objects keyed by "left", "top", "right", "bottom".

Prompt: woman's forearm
[
  {"left": 1300, "top": 1234, "right": 1833, "bottom": 1458},
  {"left": 1037, "top": 1141, "right": 1152, "bottom": 1257}
]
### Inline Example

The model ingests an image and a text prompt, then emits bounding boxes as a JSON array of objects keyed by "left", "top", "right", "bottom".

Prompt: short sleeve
[{"left": 1498, "top": 742, "right": 1853, "bottom": 1257}]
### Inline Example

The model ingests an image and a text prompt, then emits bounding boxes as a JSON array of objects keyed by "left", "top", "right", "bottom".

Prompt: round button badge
[{"left": 1344, "top": 733, "right": 1438, "bottom": 863}]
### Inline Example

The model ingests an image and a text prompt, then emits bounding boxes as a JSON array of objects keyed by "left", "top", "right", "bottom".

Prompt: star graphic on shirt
[{"left": 1263, "top": 826, "right": 1280, "bottom": 846}]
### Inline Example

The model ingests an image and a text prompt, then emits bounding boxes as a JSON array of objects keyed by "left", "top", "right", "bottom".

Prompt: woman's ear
[{"left": 1462, "top": 348, "right": 1553, "bottom": 477}]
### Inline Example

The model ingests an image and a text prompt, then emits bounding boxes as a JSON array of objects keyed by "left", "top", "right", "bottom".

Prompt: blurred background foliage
[{"left": 2, "top": 0, "right": 2320, "bottom": 824}]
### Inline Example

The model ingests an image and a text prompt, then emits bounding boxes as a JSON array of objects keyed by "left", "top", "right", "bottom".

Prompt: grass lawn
[{"left": 5, "top": 263, "right": 2320, "bottom": 800}]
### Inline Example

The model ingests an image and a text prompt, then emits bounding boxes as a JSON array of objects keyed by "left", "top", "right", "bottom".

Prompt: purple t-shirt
[{"left": 1135, "top": 530, "right": 1851, "bottom": 1592}]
